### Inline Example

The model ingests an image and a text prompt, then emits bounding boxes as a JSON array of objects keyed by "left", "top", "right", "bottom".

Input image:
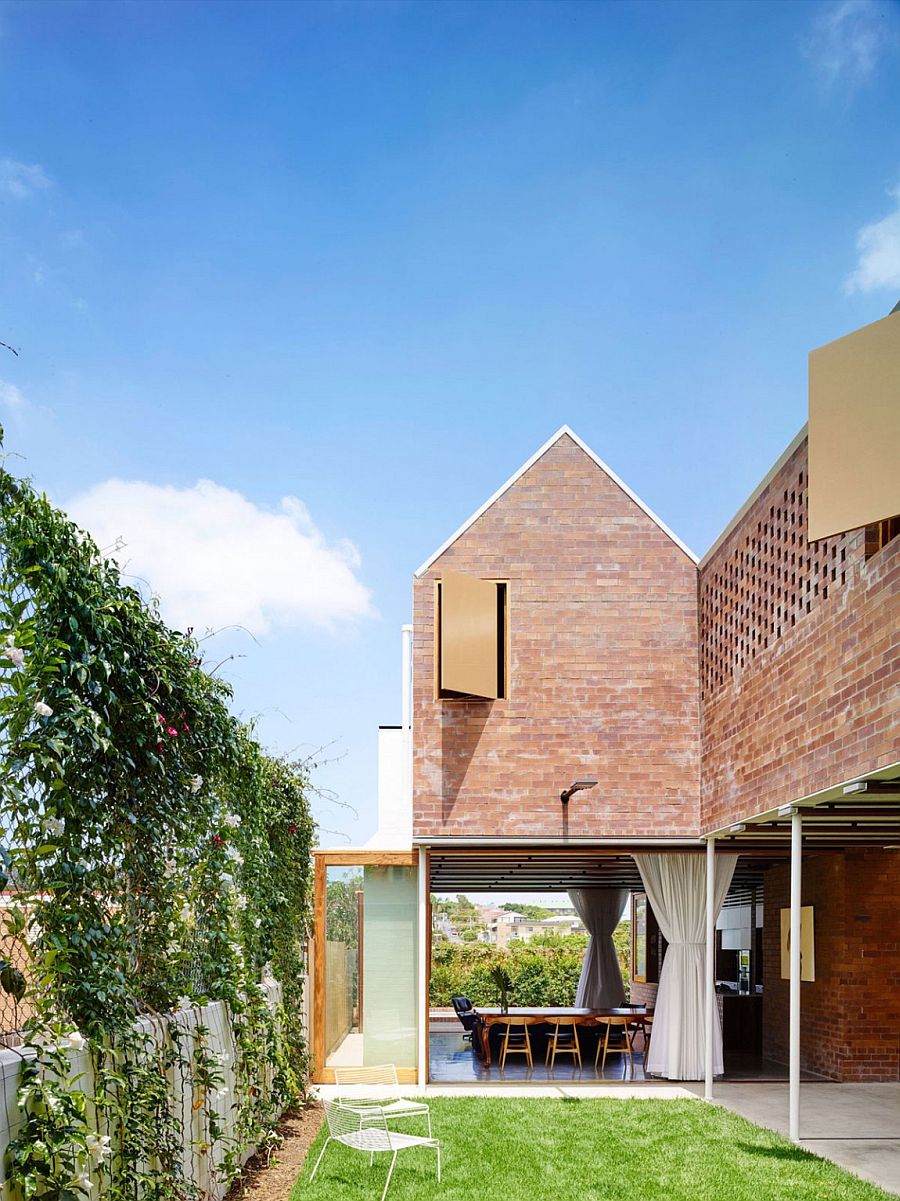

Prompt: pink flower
[
  {"left": 157, "top": 714, "right": 166, "bottom": 725},
  {"left": 166, "top": 726, "right": 179, "bottom": 737}
]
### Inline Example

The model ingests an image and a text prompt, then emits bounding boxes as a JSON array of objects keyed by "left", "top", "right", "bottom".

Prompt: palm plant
[{"left": 489, "top": 964, "right": 513, "bottom": 1013}]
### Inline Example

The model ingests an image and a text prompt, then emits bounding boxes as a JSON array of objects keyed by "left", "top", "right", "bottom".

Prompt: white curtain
[
  {"left": 568, "top": 888, "right": 628, "bottom": 1008},
  {"left": 633, "top": 853, "right": 738, "bottom": 1081}
]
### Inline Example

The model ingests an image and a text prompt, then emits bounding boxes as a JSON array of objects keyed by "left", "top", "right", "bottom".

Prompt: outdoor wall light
[{"left": 560, "top": 779, "right": 598, "bottom": 805}]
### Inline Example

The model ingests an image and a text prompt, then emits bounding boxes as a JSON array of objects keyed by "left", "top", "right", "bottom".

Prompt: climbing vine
[{"left": 0, "top": 429, "right": 314, "bottom": 1199}]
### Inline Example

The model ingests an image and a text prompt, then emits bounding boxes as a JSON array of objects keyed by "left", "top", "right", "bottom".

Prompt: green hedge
[{"left": 430, "top": 929, "right": 631, "bottom": 1007}]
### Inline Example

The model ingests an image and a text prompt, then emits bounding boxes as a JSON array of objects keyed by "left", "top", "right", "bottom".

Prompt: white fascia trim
[
  {"left": 698, "top": 424, "right": 808, "bottom": 569},
  {"left": 413, "top": 424, "right": 698, "bottom": 578},
  {"left": 703, "top": 758, "right": 900, "bottom": 839},
  {"left": 413, "top": 836, "right": 703, "bottom": 848}
]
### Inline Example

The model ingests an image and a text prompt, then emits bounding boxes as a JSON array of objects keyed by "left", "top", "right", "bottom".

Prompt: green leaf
[{"left": 0, "top": 962, "right": 26, "bottom": 1000}]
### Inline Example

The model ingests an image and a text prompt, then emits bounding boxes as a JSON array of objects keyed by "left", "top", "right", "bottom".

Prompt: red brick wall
[
  {"left": 700, "top": 437, "right": 900, "bottom": 832},
  {"left": 413, "top": 434, "right": 700, "bottom": 838},
  {"left": 762, "top": 850, "right": 900, "bottom": 1081},
  {"left": 628, "top": 981, "right": 659, "bottom": 1007}
]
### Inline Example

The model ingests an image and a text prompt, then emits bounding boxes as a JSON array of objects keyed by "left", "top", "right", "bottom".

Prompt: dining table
[{"left": 473, "top": 1005, "right": 651, "bottom": 1067}]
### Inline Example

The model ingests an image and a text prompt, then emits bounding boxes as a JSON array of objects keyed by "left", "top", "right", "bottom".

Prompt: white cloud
[
  {"left": 0, "top": 157, "right": 51, "bottom": 199},
  {"left": 804, "top": 0, "right": 896, "bottom": 90},
  {"left": 66, "top": 478, "right": 376, "bottom": 637},
  {"left": 0, "top": 380, "right": 25, "bottom": 408},
  {"left": 845, "top": 184, "right": 900, "bottom": 294}
]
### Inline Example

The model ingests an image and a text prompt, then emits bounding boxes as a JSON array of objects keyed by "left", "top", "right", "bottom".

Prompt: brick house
[{"left": 312, "top": 312, "right": 900, "bottom": 1142}]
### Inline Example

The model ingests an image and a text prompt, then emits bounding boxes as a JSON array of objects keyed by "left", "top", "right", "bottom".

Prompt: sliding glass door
[{"left": 316, "top": 854, "right": 418, "bottom": 1079}]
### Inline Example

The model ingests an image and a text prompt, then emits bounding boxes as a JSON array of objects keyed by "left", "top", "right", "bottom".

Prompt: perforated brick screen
[{"left": 700, "top": 456, "right": 859, "bottom": 697}]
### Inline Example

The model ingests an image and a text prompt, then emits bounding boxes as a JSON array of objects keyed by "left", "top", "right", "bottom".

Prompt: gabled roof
[{"left": 414, "top": 424, "right": 698, "bottom": 577}]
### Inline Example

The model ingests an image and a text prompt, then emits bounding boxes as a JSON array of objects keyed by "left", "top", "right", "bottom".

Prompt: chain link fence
[{"left": 0, "top": 894, "right": 31, "bottom": 1045}]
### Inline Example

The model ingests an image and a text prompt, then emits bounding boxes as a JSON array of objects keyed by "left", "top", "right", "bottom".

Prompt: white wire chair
[
  {"left": 333, "top": 1064, "right": 432, "bottom": 1137},
  {"left": 310, "top": 1098, "right": 441, "bottom": 1201}
]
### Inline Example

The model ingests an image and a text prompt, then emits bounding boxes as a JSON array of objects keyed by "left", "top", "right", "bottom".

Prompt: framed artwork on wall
[{"left": 780, "top": 905, "right": 815, "bottom": 982}]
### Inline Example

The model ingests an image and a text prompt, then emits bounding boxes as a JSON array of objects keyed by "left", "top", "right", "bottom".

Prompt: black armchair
[{"left": 451, "top": 995, "right": 479, "bottom": 1039}]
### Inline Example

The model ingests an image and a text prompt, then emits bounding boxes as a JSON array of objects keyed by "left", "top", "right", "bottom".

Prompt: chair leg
[
  {"left": 436, "top": 1143, "right": 441, "bottom": 1183},
  {"left": 381, "top": 1150, "right": 399, "bottom": 1201},
  {"left": 370, "top": 1150, "right": 375, "bottom": 1166},
  {"left": 574, "top": 1028, "right": 582, "bottom": 1069},
  {"left": 549, "top": 1027, "right": 557, "bottom": 1070},
  {"left": 427, "top": 1110, "right": 432, "bottom": 1139},
  {"left": 500, "top": 1028, "right": 509, "bottom": 1069},
  {"left": 525, "top": 1027, "right": 533, "bottom": 1069},
  {"left": 309, "top": 1136, "right": 331, "bottom": 1181}
]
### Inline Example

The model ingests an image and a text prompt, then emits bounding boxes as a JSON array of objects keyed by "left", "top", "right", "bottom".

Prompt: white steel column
[
  {"left": 789, "top": 811, "right": 802, "bottom": 1142},
  {"left": 704, "top": 835, "right": 716, "bottom": 1101},
  {"left": 417, "top": 846, "right": 428, "bottom": 1088}
]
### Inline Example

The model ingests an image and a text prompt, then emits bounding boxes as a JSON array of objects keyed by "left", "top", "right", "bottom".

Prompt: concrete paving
[
  {"left": 315, "top": 1081, "right": 697, "bottom": 1100},
  {"left": 690, "top": 1081, "right": 900, "bottom": 1197}
]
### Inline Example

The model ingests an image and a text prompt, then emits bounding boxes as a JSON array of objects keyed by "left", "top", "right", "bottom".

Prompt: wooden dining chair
[
  {"left": 498, "top": 1016, "right": 534, "bottom": 1069},
  {"left": 544, "top": 1017, "right": 582, "bottom": 1070},
  {"left": 594, "top": 1016, "right": 634, "bottom": 1074},
  {"left": 637, "top": 1012, "right": 653, "bottom": 1061}
]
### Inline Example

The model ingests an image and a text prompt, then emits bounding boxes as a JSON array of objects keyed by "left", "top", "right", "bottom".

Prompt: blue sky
[{"left": 1, "top": 0, "right": 899, "bottom": 847}]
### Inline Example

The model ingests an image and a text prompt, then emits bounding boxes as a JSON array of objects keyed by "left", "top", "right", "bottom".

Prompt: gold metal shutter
[
  {"left": 808, "top": 310, "right": 900, "bottom": 542},
  {"left": 440, "top": 570, "right": 499, "bottom": 699}
]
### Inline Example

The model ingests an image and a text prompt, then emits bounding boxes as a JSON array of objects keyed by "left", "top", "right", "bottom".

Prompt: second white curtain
[
  {"left": 568, "top": 888, "right": 628, "bottom": 1008},
  {"left": 633, "top": 852, "right": 737, "bottom": 1081}
]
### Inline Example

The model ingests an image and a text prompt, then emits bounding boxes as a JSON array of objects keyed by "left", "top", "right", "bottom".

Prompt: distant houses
[
  {"left": 482, "top": 908, "right": 585, "bottom": 947},
  {"left": 431, "top": 902, "right": 586, "bottom": 947}
]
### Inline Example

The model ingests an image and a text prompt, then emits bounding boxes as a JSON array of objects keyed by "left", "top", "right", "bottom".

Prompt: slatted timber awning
[
  {"left": 428, "top": 847, "right": 776, "bottom": 907},
  {"left": 424, "top": 767, "right": 900, "bottom": 906},
  {"left": 710, "top": 766, "right": 900, "bottom": 852}
]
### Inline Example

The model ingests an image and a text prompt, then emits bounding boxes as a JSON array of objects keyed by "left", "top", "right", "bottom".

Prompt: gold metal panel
[
  {"left": 780, "top": 905, "right": 815, "bottom": 982},
  {"left": 440, "top": 569, "right": 499, "bottom": 699},
  {"left": 808, "top": 311, "right": 900, "bottom": 541}
]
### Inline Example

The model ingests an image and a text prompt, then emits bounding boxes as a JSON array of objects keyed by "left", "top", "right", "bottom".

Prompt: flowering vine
[{"left": 0, "top": 430, "right": 314, "bottom": 1200}]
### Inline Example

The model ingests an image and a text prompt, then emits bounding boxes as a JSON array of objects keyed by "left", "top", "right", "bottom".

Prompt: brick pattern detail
[
  {"left": 412, "top": 435, "right": 700, "bottom": 839},
  {"left": 700, "top": 461, "right": 855, "bottom": 694},
  {"left": 700, "top": 437, "right": 900, "bottom": 832},
  {"left": 628, "top": 981, "right": 659, "bottom": 1008},
  {"left": 762, "top": 850, "right": 900, "bottom": 1081}
]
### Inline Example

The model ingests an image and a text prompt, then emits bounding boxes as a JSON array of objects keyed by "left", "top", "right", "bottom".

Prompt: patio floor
[
  {"left": 428, "top": 1028, "right": 826, "bottom": 1085},
  {"left": 693, "top": 1081, "right": 900, "bottom": 1197}
]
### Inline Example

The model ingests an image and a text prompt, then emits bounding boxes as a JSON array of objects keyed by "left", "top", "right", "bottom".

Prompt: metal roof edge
[{"left": 698, "top": 425, "right": 808, "bottom": 569}]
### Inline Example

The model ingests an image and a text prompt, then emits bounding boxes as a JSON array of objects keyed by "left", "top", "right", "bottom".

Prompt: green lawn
[{"left": 291, "top": 1097, "right": 894, "bottom": 1201}]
